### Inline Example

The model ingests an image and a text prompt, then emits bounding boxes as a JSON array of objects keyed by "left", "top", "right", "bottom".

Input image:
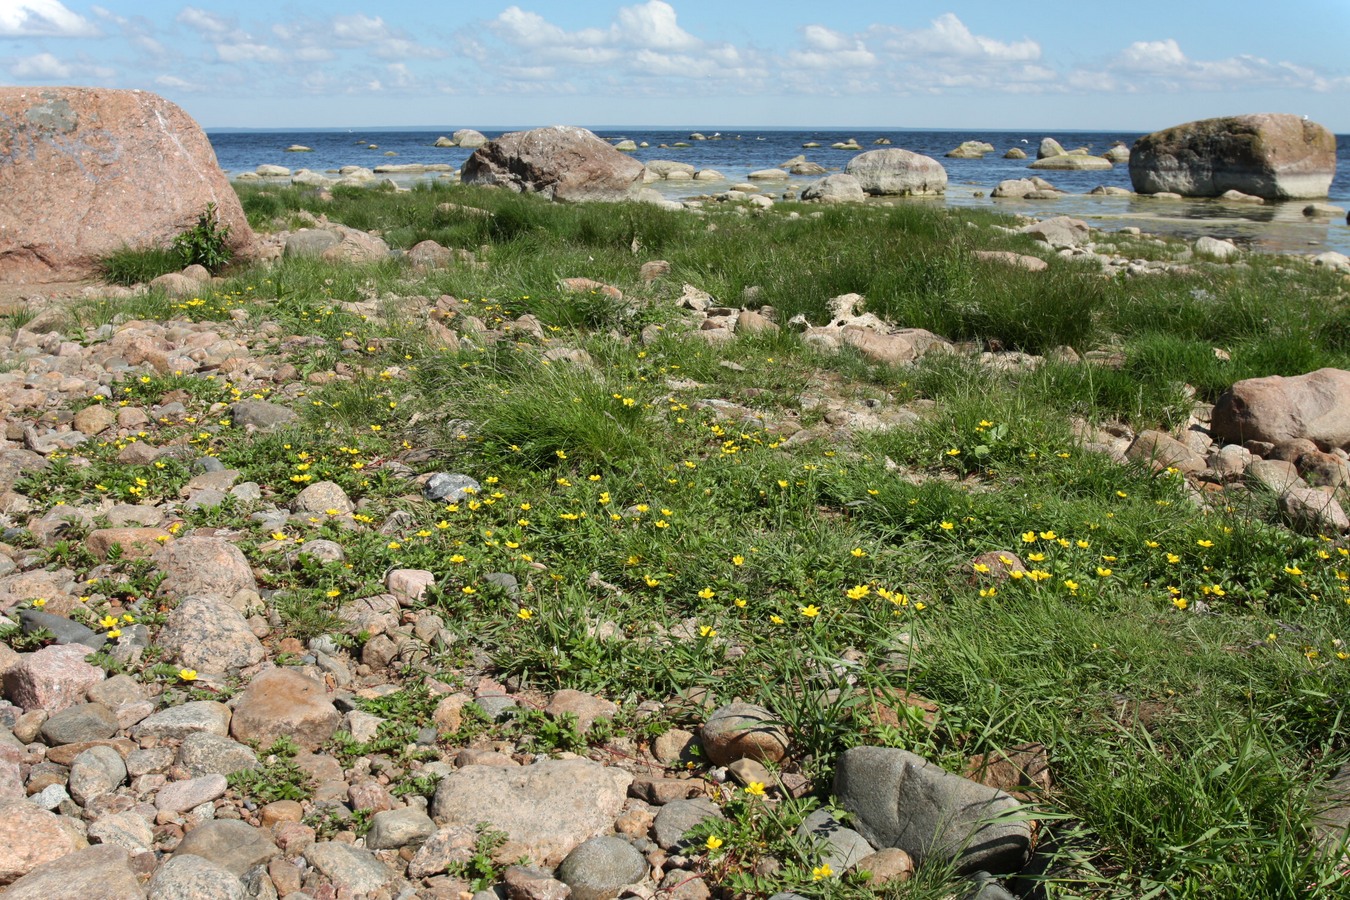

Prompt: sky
[{"left": 2, "top": 0, "right": 1348, "bottom": 132}]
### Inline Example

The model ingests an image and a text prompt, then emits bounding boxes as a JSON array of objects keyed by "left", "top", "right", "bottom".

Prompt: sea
[{"left": 207, "top": 127, "right": 1350, "bottom": 257}]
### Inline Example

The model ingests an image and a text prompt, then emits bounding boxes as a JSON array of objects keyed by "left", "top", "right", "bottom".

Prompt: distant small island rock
[{"left": 284, "top": 144, "right": 313, "bottom": 152}]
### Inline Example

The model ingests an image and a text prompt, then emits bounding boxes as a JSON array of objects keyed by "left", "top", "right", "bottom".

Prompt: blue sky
[{"left": 3, "top": 0, "right": 1348, "bottom": 131}]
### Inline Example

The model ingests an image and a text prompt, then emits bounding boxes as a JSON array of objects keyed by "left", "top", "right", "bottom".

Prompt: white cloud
[
  {"left": 155, "top": 74, "right": 203, "bottom": 92},
  {"left": 175, "top": 7, "right": 236, "bottom": 38},
  {"left": 1105, "top": 38, "right": 1350, "bottom": 93},
  {"left": 9, "top": 50, "right": 113, "bottom": 79},
  {"left": 216, "top": 41, "right": 283, "bottom": 64},
  {"left": 614, "top": 1, "right": 699, "bottom": 51},
  {"left": 0, "top": 0, "right": 98, "bottom": 38},
  {"left": 877, "top": 13, "right": 1040, "bottom": 62}
]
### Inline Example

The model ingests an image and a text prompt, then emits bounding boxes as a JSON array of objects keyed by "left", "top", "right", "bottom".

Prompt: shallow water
[{"left": 209, "top": 127, "right": 1350, "bottom": 257}]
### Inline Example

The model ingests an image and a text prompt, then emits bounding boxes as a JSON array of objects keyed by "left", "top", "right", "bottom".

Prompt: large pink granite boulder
[
  {"left": 1211, "top": 369, "right": 1350, "bottom": 449},
  {"left": 461, "top": 126, "right": 645, "bottom": 202},
  {"left": 1129, "top": 114, "right": 1336, "bottom": 200},
  {"left": 0, "top": 87, "right": 254, "bottom": 283}
]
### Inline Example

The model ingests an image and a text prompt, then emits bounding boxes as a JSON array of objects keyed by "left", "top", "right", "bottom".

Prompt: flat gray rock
[
  {"left": 178, "top": 731, "right": 259, "bottom": 778},
  {"left": 148, "top": 853, "right": 245, "bottom": 900},
  {"left": 3, "top": 844, "right": 145, "bottom": 899},
  {"left": 651, "top": 798, "right": 725, "bottom": 851},
  {"left": 134, "top": 700, "right": 232, "bottom": 741},
  {"left": 40, "top": 701, "right": 119, "bottom": 745},
  {"left": 796, "top": 809, "right": 875, "bottom": 873},
  {"left": 366, "top": 807, "right": 437, "bottom": 850},
  {"left": 172, "top": 819, "right": 279, "bottom": 877},
  {"left": 834, "top": 746, "right": 1031, "bottom": 876},
  {"left": 305, "top": 842, "right": 393, "bottom": 895},
  {"left": 431, "top": 758, "right": 631, "bottom": 866}
]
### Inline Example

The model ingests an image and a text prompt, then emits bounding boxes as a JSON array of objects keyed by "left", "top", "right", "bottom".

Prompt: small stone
[
  {"left": 149, "top": 853, "right": 246, "bottom": 900},
  {"left": 796, "top": 809, "right": 874, "bottom": 872},
  {"left": 3, "top": 643, "right": 105, "bottom": 713},
  {"left": 650, "top": 799, "right": 724, "bottom": 852},
  {"left": 133, "top": 701, "right": 232, "bottom": 741},
  {"left": 304, "top": 841, "right": 393, "bottom": 895},
  {"left": 88, "top": 809, "right": 155, "bottom": 852},
  {"left": 503, "top": 865, "right": 572, "bottom": 900},
  {"left": 68, "top": 744, "right": 128, "bottom": 805},
  {"left": 230, "top": 668, "right": 340, "bottom": 751},
  {"left": 156, "top": 773, "right": 228, "bottom": 813},
  {"left": 699, "top": 703, "right": 788, "bottom": 766},
  {"left": 854, "top": 848, "right": 915, "bottom": 885},
  {"left": 40, "top": 702, "right": 119, "bottom": 745},
  {"left": 557, "top": 835, "right": 649, "bottom": 900},
  {"left": 545, "top": 689, "right": 617, "bottom": 734},
  {"left": 172, "top": 819, "right": 279, "bottom": 877},
  {"left": 365, "top": 807, "right": 437, "bottom": 850},
  {"left": 424, "top": 473, "right": 481, "bottom": 503},
  {"left": 651, "top": 729, "right": 696, "bottom": 765},
  {"left": 178, "top": 731, "right": 259, "bottom": 778}
]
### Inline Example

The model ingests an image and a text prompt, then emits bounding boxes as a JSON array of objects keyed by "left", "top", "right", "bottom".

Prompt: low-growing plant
[
  {"left": 172, "top": 202, "right": 234, "bottom": 272},
  {"left": 227, "top": 736, "right": 313, "bottom": 804}
]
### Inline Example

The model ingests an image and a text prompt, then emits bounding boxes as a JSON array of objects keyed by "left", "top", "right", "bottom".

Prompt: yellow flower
[
  {"left": 1063, "top": 580, "right": 1078, "bottom": 592},
  {"left": 698, "top": 587, "right": 716, "bottom": 600},
  {"left": 655, "top": 520, "right": 670, "bottom": 529},
  {"left": 1116, "top": 490, "right": 1128, "bottom": 498},
  {"left": 732, "top": 555, "right": 745, "bottom": 566},
  {"left": 325, "top": 589, "right": 340, "bottom": 598},
  {"left": 733, "top": 598, "right": 747, "bottom": 608},
  {"left": 705, "top": 835, "right": 724, "bottom": 851},
  {"left": 1096, "top": 567, "right": 1112, "bottom": 578},
  {"left": 699, "top": 625, "right": 717, "bottom": 639},
  {"left": 106, "top": 629, "right": 122, "bottom": 639},
  {"left": 946, "top": 448, "right": 961, "bottom": 456},
  {"left": 1197, "top": 539, "right": 1214, "bottom": 548},
  {"left": 178, "top": 668, "right": 198, "bottom": 681},
  {"left": 1173, "top": 598, "right": 1188, "bottom": 610},
  {"left": 555, "top": 450, "right": 567, "bottom": 459},
  {"left": 518, "top": 609, "right": 534, "bottom": 620},
  {"left": 799, "top": 604, "right": 821, "bottom": 617},
  {"left": 1027, "top": 553, "right": 1046, "bottom": 563},
  {"left": 744, "top": 782, "right": 766, "bottom": 797},
  {"left": 979, "top": 587, "right": 997, "bottom": 598},
  {"left": 1021, "top": 531, "right": 1037, "bottom": 543},
  {"left": 31, "top": 598, "right": 46, "bottom": 608},
  {"left": 846, "top": 585, "right": 870, "bottom": 600},
  {"left": 1039, "top": 531, "right": 1057, "bottom": 540},
  {"left": 99, "top": 615, "right": 118, "bottom": 629},
  {"left": 1285, "top": 566, "right": 1303, "bottom": 576},
  {"left": 940, "top": 521, "right": 954, "bottom": 531},
  {"left": 812, "top": 864, "right": 833, "bottom": 881},
  {"left": 850, "top": 547, "right": 866, "bottom": 558},
  {"left": 972, "top": 563, "right": 991, "bottom": 574}
]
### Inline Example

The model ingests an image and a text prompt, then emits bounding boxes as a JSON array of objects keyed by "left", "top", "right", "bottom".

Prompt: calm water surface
[{"left": 208, "top": 127, "right": 1350, "bottom": 256}]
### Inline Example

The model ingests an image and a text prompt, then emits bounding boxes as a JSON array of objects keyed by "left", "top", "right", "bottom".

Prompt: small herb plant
[{"left": 172, "top": 202, "right": 234, "bottom": 273}]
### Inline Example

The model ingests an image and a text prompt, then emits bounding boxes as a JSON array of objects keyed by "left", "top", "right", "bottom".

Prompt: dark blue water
[{"left": 208, "top": 127, "right": 1350, "bottom": 255}]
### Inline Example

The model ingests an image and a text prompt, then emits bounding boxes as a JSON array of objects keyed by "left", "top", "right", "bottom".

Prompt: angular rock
[
  {"left": 1130, "top": 114, "right": 1336, "bottom": 199},
  {"left": 366, "top": 807, "right": 437, "bottom": 850},
  {"left": 1019, "top": 216, "right": 1091, "bottom": 248},
  {"left": 1212, "top": 369, "right": 1350, "bottom": 449},
  {"left": 462, "top": 126, "right": 645, "bottom": 202},
  {"left": 1278, "top": 487, "right": 1350, "bottom": 534},
  {"left": 0, "top": 803, "right": 88, "bottom": 884},
  {"left": 1125, "top": 430, "right": 1207, "bottom": 475},
  {"left": 430, "top": 758, "right": 632, "bottom": 866},
  {"left": 853, "top": 848, "right": 915, "bottom": 885},
  {"left": 834, "top": 746, "right": 1030, "bottom": 876},
  {"left": 173, "top": 819, "right": 278, "bottom": 877},
  {"left": 2, "top": 844, "right": 143, "bottom": 899},
  {"left": 699, "top": 702, "right": 789, "bottom": 766},
  {"left": 87, "top": 810, "right": 155, "bottom": 852},
  {"left": 157, "top": 596, "right": 265, "bottom": 672},
  {"left": 41, "top": 701, "right": 119, "bottom": 745},
  {"left": 557, "top": 835, "right": 649, "bottom": 900},
  {"left": 230, "top": 668, "right": 340, "bottom": 751},
  {"left": 133, "top": 701, "right": 232, "bottom": 741},
  {"left": 17, "top": 609, "right": 103, "bottom": 649},
  {"left": 407, "top": 824, "right": 480, "bottom": 879},
  {"left": 68, "top": 744, "right": 128, "bottom": 805},
  {"left": 799, "top": 175, "right": 864, "bottom": 205},
  {"left": 844, "top": 149, "right": 947, "bottom": 196},
  {"left": 797, "top": 809, "right": 875, "bottom": 873},
  {"left": 1195, "top": 236, "right": 1240, "bottom": 261},
  {"left": 4, "top": 643, "right": 104, "bottom": 713},
  {"left": 504, "top": 865, "right": 572, "bottom": 900},
  {"left": 156, "top": 773, "right": 228, "bottom": 813},
  {"left": 305, "top": 841, "right": 393, "bottom": 894},
  {"left": 545, "top": 689, "right": 617, "bottom": 735},
  {"left": 0, "top": 87, "right": 253, "bottom": 284},
  {"left": 230, "top": 400, "right": 297, "bottom": 431},
  {"left": 178, "top": 731, "right": 259, "bottom": 778},
  {"left": 155, "top": 537, "right": 258, "bottom": 600},
  {"left": 148, "top": 854, "right": 245, "bottom": 900}
]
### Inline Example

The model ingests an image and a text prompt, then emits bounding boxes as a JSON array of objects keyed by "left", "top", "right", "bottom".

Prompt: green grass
[{"left": 15, "top": 182, "right": 1350, "bottom": 898}]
